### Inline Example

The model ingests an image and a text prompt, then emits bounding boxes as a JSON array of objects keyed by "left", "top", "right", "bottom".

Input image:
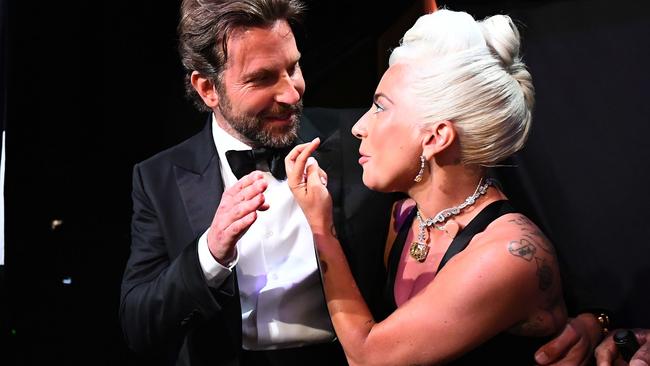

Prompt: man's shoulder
[{"left": 136, "top": 122, "right": 212, "bottom": 175}]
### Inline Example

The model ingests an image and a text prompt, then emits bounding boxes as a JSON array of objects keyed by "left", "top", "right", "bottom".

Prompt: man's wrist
[
  {"left": 217, "top": 249, "right": 238, "bottom": 268},
  {"left": 198, "top": 229, "right": 238, "bottom": 287},
  {"left": 206, "top": 231, "right": 236, "bottom": 266}
]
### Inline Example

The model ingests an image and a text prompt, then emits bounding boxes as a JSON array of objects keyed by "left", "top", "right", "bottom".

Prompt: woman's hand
[{"left": 285, "top": 138, "right": 333, "bottom": 235}]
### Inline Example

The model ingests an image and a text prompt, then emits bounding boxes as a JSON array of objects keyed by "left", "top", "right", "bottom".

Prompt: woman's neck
[{"left": 408, "top": 164, "right": 486, "bottom": 220}]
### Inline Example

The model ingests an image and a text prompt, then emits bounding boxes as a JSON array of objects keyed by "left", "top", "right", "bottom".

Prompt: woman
[{"left": 286, "top": 9, "right": 567, "bottom": 365}]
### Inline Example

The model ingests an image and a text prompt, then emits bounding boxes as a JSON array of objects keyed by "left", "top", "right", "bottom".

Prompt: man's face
[{"left": 216, "top": 20, "right": 305, "bottom": 148}]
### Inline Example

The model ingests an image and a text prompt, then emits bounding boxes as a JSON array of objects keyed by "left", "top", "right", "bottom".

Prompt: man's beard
[{"left": 218, "top": 92, "right": 302, "bottom": 148}]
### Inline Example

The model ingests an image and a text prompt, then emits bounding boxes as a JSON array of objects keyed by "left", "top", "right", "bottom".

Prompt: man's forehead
[
  {"left": 227, "top": 20, "right": 295, "bottom": 44},
  {"left": 223, "top": 20, "right": 298, "bottom": 71}
]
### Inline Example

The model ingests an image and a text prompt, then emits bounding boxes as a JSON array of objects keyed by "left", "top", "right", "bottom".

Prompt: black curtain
[{"left": 0, "top": 0, "right": 8, "bottom": 358}]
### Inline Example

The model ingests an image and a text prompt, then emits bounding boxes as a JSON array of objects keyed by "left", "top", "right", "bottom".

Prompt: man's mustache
[{"left": 263, "top": 102, "right": 302, "bottom": 118}]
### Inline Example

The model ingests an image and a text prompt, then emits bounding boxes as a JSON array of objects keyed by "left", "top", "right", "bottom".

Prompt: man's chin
[{"left": 257, "top": 124, "right": 298, "bottom": 148}]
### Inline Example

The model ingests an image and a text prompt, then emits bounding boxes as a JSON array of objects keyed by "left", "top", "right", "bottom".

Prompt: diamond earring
[{"left": 414, "top": 155, "right": 426, "bottom": 182}]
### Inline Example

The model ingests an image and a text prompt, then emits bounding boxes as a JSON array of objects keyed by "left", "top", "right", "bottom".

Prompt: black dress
[{"left": 380, "top": 200, "right": 552, "bottom": 365}]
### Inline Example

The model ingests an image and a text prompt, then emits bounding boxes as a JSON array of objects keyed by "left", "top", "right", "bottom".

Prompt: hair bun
[
  {"left": 479, "top": 14, "right": 521, "bottom": 68},
  {"left": 480, "top": 15, "right": 534, "bottom": 110}
]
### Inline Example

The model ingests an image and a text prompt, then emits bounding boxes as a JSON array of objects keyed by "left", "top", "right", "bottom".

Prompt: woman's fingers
[
  {"left": 286, "top": 138, "right": 320, "bottom": 188},
  {"left": 305, "top": 159, "right": 328, "bottom": 188}
]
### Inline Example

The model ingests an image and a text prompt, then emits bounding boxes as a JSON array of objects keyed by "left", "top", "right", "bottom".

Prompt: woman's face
[{"left": 352, "top": 64, "right": 424, "bottom": 192}]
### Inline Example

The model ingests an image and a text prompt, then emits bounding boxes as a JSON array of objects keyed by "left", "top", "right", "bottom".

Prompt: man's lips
[{"left": 264, "top": 112, "right": 294, "bottom": 123}]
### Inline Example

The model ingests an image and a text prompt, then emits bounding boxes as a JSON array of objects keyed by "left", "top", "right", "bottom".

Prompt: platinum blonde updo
[{"left": 389, "top": 9, "right": 534, "bottom": 166}]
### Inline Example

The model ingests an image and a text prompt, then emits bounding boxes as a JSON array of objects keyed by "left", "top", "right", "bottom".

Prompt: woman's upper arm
[{"left": 362, "top": 216, "right": 562, "bottom": 365}]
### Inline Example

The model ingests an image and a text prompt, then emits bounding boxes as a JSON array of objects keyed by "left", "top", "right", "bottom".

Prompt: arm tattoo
[
  {"left": 508, "top": 216, "right": 554, "bottom": 254},
  {"left": 508, "top": 238, "right": 554, "bottom": 291},
  {"left": 508, "top": 239, "right": 537, "bottom": 261},
  {"left": 330, "top": 224, "right": 338, "bottom": 238},
  {"left": 535, "top": 257, "right": 553, "bottom": 291},
  {"left": 319, "top": 259, "right": 328, "bottom": 274}
]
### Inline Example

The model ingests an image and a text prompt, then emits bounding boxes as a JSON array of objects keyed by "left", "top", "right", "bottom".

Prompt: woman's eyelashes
[{"left": 373, "top": 101, "right": 385, "bottom": 114}]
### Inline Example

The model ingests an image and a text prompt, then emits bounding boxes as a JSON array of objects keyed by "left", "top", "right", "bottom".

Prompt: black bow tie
[{"left": 225, "top": 147, "right": 291, "bottom": 180}]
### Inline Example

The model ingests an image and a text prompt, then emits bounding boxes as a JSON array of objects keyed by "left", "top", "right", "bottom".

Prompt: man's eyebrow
[
  {"left": 242, "top": 68, "right": 273, "bottom": 81},
  {"left": 242, "top": 55, "right": 302, "bottom": 81}
]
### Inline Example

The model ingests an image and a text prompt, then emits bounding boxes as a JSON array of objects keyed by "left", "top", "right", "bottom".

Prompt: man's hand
[
  {"left": 596, "top": 329, "right": 650, "bottom": 366},
  {"left": 535, "top": 313, "right": 603, "bottom": 365},
  {"left": 207, "top": 171, "right": 269, "bottom": 264}
]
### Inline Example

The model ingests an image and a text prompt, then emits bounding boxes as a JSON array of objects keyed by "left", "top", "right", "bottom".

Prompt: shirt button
[{"left": 265, "top": 231, "right": 274, "bottom": 238}]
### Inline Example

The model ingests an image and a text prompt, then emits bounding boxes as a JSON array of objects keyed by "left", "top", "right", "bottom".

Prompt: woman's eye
[{"left": 373, "top": 102, "right": 385, "bottom": 114}]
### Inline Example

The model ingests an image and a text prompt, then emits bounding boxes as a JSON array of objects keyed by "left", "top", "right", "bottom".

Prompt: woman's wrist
[{"left": 310, "top": 221, "right": 337, "bottom": 238}]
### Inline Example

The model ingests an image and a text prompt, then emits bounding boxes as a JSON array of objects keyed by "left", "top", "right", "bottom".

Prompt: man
[
  {"left": 119, "top": 1, "right": 392, "bottom": 365},
  {"left": 120, "top": 0, "right": 605, "bottom": 365},
  {"left": 596, "top": 329, "right": 650, "bottom": 366}
]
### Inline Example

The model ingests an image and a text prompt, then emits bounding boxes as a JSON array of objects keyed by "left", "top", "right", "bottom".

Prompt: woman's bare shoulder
[
  {"left": 459, "top": 213, "right": 563, "bottom": 311},
  {"left": 484, "top": 213, "right": 556, "bottom": 258}
]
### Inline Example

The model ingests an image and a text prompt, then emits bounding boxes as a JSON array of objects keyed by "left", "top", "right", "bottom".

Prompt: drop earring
[{"left": 414, "top": 155, "right": 426, "bottom": 182}]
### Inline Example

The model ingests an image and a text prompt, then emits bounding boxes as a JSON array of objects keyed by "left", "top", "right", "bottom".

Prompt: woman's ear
[
  {"left": 190, "top": 71, "right": 219, "bottom": 109},
  {"left": 421, "top": 120, "right": 457, "bottom": 161}
]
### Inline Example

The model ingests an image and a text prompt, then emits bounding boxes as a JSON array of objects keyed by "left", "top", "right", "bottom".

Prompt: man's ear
[
  {"left": 190, "top": 71, "right": 219, "bottom": 109},
  {"left": 421, "top": 120, "right": 457, "bottom": 161}
]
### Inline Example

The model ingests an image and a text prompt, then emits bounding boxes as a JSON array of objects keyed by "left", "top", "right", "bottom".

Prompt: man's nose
[{"left": 274, "top": 74, "right": 303, "bottom": 105}]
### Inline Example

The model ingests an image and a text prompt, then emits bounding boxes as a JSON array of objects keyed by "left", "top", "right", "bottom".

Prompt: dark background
[{"left": 1, "top": 0, "right": 649, "bottom": 364}]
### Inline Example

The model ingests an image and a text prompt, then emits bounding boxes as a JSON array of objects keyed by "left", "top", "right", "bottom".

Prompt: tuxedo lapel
[{"left": 172, "top": 120, "right": 224, "bottom": 239}]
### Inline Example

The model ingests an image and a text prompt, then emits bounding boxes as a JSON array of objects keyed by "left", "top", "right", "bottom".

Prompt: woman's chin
[{"left": 362, "top": 173, "right": 387, "bottom": 192}]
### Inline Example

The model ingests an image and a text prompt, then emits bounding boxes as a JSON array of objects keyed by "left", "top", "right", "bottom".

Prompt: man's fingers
[
  {"left": 596, "top": 335, "right": 618, "bottom": 366},
  {"left": 225, "top": 171, "right": 266, "bottom": 199},
  {"left": 594, "top": 336, "right": 618, "bottom": 366},
  {"left": 218, "top": 192, "right": 267, "bottom": 229},
  {"left": 535, "top": 321, "right": 580, "bottom": 364},
  {"left": 630, "top": 340, "right": 650, "bottom": 366},
  {"left": 223, "top": 211, "right": 258, "bottom": 241},
  {"left": 236, "top": 177, "right": 268, "bottom": 202}
]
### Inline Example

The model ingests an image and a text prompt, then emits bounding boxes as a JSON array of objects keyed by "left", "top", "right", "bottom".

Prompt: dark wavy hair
[{"left": 178, "top": 0, "right": 305, "bottom": 111}]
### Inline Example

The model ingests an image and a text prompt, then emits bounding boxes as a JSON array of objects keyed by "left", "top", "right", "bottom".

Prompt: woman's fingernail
[
  {"left": 320, "top": 176, "right": 327, "bottom": 186},
  {"left": 535, "top": 352, "right": 548, "bottom": 364}
]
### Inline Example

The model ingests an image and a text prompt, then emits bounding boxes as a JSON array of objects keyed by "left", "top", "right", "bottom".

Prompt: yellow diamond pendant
[{"left": 409, "top": 241, "right": 429, "bottom": 262}]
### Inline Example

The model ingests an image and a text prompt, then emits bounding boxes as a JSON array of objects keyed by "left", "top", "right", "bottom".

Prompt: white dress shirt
[{"left": 197, "top": 115, "right": 334, "bottom": 350}]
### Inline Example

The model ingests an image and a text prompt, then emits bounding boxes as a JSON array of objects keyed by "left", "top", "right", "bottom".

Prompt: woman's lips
[{"left": 358, "top": 155, "right": 370, "bottom": 165}]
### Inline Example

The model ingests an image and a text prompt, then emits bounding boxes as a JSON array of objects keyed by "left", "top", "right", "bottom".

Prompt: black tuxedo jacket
[{"left": 119, "top": 108, "right": 397, "bottom": 366}]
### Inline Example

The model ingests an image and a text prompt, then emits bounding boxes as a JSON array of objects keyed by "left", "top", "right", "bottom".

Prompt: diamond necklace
[{"left": 409, "top": 178, "right": 493, "bottom": 262}]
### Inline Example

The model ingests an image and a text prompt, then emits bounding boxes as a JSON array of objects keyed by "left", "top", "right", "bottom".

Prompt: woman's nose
[{"left": 351, "top": 111, "right": 370, "bottom": 139}]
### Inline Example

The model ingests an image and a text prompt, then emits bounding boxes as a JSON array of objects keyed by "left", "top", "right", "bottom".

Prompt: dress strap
[
  {"left": 436, "top": 200, "right": 516, "bottom": 273},
  {"left": 381, "top": 207, "right": 418, "bottom": 315}
]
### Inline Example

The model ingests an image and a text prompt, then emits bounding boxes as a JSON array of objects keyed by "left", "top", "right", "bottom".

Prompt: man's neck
[{"left": 212, "top": 110, "right": 256, "bottom": 147}]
